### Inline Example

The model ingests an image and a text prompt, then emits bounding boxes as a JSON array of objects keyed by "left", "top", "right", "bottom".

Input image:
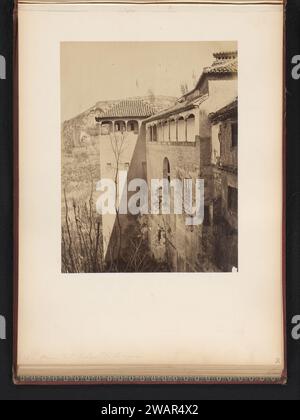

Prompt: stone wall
[
  {"left": 146, "top": 140, "right": 205, "bottom": 271},
  {"left": 98, "top": 123, "right": 147, "bottom": 261},
  {"left": 210, "top": 113, "right": 238, "bottom": 271}
]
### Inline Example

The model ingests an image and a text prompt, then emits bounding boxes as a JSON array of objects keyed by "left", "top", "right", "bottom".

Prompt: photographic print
[{"left": 61, "top": 42, "right": 238, "bottom": 273}]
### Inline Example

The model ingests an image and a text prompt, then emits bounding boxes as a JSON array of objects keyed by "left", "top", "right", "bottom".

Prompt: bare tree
[{"left": 109, "top": 129, "right": 127, "bottom": 266}]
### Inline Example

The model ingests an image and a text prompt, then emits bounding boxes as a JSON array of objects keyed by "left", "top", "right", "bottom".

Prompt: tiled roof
[
  {"left": 213, "top": 51, "right": 237, "bottom": 60},
  {"left": 97, "top": 99, "right": 157, "bottom": 119},
  {"left": 209, "top": 98, "right": 238, "bottom": 123},
  {"left": 146, "top": 51, "right": 237, "bottom": 124},
  {"left": 179, "top": 51, "right": 238, "bottom": 102},
  {"left": 203, "top": 58, "right": 238, "bottom": 75},
  {"left": 146, "top": 95, "right": 208, "bottom": 123},
  {"left": 205, "top": 51, "right": 238, "bottom": 73}
]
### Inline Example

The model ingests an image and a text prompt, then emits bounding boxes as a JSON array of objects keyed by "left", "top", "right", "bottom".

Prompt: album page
[{"left": 16, "top": 1, "right": 284, "bottom": 381}]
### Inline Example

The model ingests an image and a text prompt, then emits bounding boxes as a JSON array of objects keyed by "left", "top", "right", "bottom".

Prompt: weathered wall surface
[
  {"left": 211, "top": 114, "right": 238, "bottom": 272},
  {"left": 146, "top": 140, "right": 207, "bottom": 272},
  {"left": 219, "top": 122, "right": 238, "bottom": 169},
  {"left": 144, "top": 78, "right": 238, "bottom": 272},
  {"left": 98, "top": 125, "right": 147, "bottom": 261}
]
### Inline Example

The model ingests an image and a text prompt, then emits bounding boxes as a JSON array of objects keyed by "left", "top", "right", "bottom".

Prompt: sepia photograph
[
  {"left": 15, "top": 1, "right": 285, "bottom": 388},
  {"left": 61, "top": 42, "right": 238, "bottom": 273}
]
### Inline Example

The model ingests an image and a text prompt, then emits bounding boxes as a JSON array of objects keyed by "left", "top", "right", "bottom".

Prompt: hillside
[
  {"left": 61, "top": 95, "right": 176, "bottom": 272},
  {"left": 62, "top": 95, "right": 177, "bottom": 152}
]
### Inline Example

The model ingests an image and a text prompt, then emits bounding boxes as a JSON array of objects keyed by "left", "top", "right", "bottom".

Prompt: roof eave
[
  {"left": 96, "top": 115, "right": 153, "bottom": 121},
  {"left": 209, "top": 99, "right": 238, "bottom": 124},
  {"left": 145, "top": 102, "right": 197, "bottom": 123}
]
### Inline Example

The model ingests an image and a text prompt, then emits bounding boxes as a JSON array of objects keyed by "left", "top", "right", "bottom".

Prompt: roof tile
[
  {"left": 204, "top": 59, "right": 238, "bottom": 75},
  {"left": 98, "top": 99, "right": 157, "bottom": 119}
]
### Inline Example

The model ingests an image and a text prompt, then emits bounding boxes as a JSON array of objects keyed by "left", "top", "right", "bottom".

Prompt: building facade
[
  {"left": 144, "top": 51, "right": 238, "bottom": 271},
  {"left": 209, "top": 99, "right": 238, "bottom": 271},
  {"left": 95, "top": 99, "right": 157, "bottom": 261},
  {"left": 93, "top": 51, "right": 238, "bottom": 271}
]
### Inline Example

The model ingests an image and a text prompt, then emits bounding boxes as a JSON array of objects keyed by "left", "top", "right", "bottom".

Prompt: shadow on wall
[{"left": 104, "top": 123, "right": 161, "bottom": 272}]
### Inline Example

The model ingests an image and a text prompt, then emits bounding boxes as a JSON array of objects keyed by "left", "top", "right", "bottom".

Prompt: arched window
[
  {"left": 163, "top": 121, "right": 169, "bottom": 142},
  {"left": 177, "top": 117, "right": 185, "bottom": 142},
  {"left": 153, "top": 125, "right": 158, "bottom": 142},
  {"left": 163, "top": 157, "right": 171, "bottom": 183},
  {"left": 158, "top": 123, "right": 163, "bottom": 142},
  {"left": 170, "top": 119, "right": 176, "bottom": 142},
  {"left": 186, "top": 114, "right": 195, "bottom": 142},
  {"left": 114, "top": 120, "right": 126, "bottom": 132},
  {"left": 127, "top": 120, "right": 139, "bottom": 134},
  {"left": 101, "top": 121, "right": 113, "bottom": 135}
]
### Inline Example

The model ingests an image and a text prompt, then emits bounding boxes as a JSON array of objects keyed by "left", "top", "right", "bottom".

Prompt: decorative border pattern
[{"left": 17, "top": 374, "right": 285, "bottom": 385}]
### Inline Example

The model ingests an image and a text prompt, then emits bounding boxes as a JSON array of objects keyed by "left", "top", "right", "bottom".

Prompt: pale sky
[{"left": 61, "top": 41, "right": 237, "bottom": 121}]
